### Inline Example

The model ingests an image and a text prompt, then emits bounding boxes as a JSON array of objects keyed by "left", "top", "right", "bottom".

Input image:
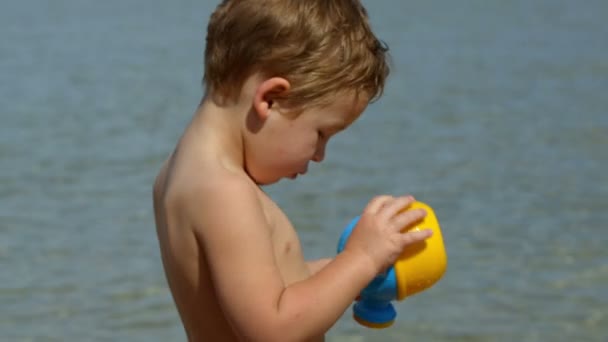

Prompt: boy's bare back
[{"left": 152, "top": 1, "right": 434, "bottom": 341}]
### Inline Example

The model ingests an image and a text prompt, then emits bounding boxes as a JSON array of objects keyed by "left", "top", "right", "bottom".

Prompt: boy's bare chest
[{"left": 258, "top": 193, "right": 311, "bottom": 284}]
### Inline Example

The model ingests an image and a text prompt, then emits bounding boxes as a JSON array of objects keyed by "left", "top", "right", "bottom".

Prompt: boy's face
[{"left": 245, "top": 93, "right": 368, "bottom": 185}]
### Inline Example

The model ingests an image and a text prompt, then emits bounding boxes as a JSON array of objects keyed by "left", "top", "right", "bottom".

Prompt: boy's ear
[{"left": 253, "top": 77, "right": 290, "bottom": 120}]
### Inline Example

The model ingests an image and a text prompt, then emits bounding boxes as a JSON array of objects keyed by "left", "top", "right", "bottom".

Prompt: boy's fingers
[
  {"left": 365, "top": 195, "right": 395, "bottom": 214},
  {"left": 379, "top": 195, "right": 415, "bottom": 221},
  {"left": 401, "top": 229, "right": 433, "bottom": 245},
  {"left": 391, "top": 208, "right": 427, "bottom": 232}
]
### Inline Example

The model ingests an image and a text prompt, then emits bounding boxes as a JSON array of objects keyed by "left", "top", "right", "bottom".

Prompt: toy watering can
[{"left": 337, "top": 201, "right": 447, "bottom": 328}]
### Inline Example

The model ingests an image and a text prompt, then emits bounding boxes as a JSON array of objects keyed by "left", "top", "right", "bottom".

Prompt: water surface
[{"left": 1, "top": 0, "right": 607, "bottom": 341}]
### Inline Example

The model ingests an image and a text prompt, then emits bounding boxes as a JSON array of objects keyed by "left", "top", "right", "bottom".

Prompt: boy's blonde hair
[{"left": 203, "top": 0, "right": 390, "bottom": 110}]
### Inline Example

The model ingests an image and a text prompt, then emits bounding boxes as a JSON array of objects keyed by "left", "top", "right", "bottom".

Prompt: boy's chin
[
  {"left": 252, "top": 171, "right": 303, "bottom": 185},
  {"left": 253, "top": 175, "right": 288, "bottom": 186},
  {"left": 264, "top": 174, "right": 297, "bottom": 184}
]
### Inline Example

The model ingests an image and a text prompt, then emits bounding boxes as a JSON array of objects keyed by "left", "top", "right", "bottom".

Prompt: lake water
[{"left": 1, "top": 0, "right": 607, "bottom": 341}]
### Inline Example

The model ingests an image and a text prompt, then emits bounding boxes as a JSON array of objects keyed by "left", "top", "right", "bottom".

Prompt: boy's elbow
[{"left": 234, "top": 291, "right": 324, "bottom": 341}]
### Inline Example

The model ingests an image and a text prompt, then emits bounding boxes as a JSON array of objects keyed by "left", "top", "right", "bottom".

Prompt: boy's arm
[
  {"left": 306, "top": 258, "right": 332, "bottom": 275},
  {"left": 189, "top": 176, "right": 376, "bottom": 342}
]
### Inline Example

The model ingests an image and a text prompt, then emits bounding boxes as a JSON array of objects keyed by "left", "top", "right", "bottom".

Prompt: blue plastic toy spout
[
  {"left": 353, "top": 299, "right": 396, "bottom": 328},
  {"left": 352, "top": 266, "right": 399, "bottom": 328},
  {"left": 337, "top": 217, "right": 400, "bottom": 329}
]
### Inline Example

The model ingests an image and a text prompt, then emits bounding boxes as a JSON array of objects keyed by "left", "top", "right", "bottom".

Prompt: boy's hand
[{"left": 344, "top": 195, "right": 433, "bottom": 274}]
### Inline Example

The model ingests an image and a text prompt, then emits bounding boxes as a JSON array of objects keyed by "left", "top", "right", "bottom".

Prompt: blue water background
[{"left": 1, "top": 1, "right": 607, "bottom": 341}]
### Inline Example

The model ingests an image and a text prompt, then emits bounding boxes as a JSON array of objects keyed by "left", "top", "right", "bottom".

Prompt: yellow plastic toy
[{"left": 337, "top": 201, "right": 447, "bottom": 328}]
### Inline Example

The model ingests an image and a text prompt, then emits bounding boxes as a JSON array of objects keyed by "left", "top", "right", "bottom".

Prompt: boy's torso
[{"left": 153, "top": 146, "right": 324, "bottom": 341}]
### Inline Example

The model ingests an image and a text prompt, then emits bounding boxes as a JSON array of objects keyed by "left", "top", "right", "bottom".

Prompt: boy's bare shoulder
[
  {"left": 160, "top": 158, "right": 265, "bottom": 229},
  {"left": 166, "top": 161, "right": 249, "bottom": 202}
]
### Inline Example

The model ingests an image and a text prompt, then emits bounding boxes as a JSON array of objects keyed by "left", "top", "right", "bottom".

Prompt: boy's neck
[{"left": 189, "top": 95, "right": 250, "bottom": 174}]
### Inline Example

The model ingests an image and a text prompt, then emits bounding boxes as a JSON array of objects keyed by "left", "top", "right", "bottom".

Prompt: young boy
[{"left": 153, "top": 1, "right": 433, "bottom": 341}]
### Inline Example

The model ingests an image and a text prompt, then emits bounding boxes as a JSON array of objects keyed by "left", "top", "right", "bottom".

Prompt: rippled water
[{"left": 1, "top": 1, "right": 607, "bottom": 341}]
